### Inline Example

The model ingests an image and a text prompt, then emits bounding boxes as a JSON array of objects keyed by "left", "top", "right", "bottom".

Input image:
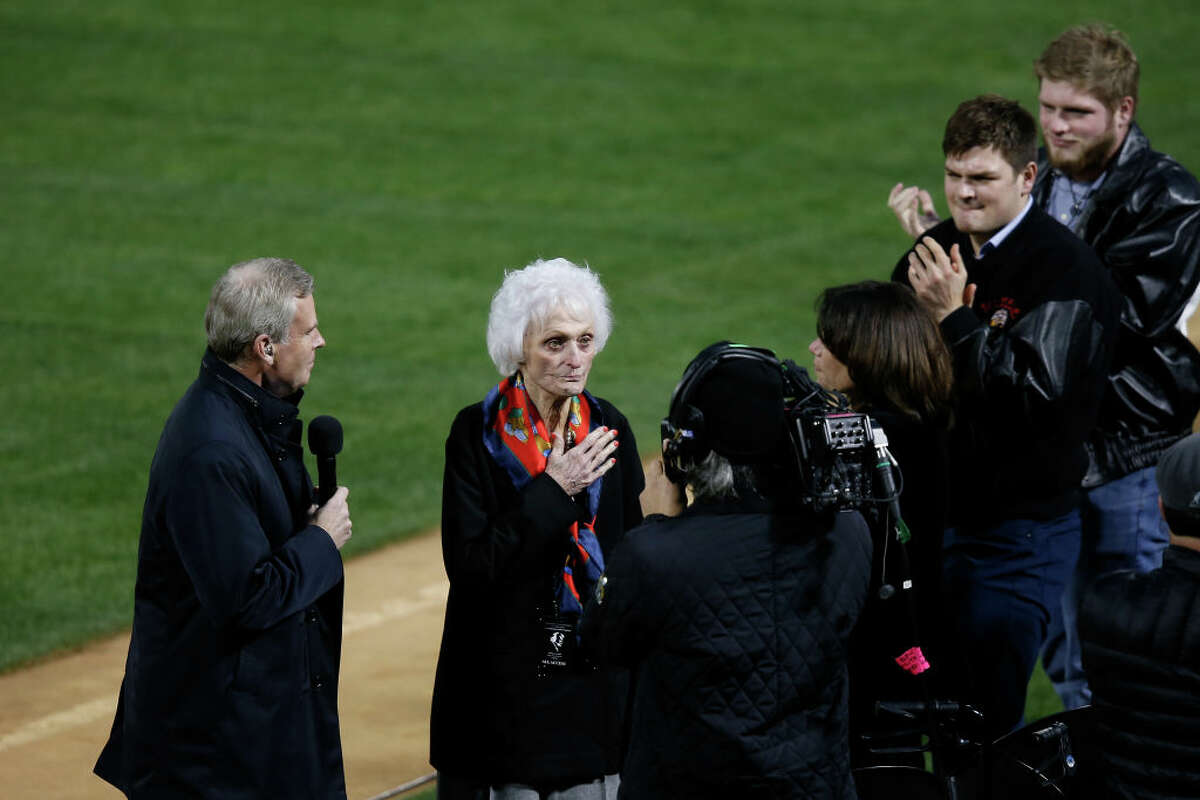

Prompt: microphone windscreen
[{"left": 308, "top": 415, "right": 344, "bottom": 457}]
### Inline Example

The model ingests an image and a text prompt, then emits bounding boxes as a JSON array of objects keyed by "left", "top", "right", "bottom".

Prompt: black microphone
[
  {"left": 870, "top": 421, "right": 904, "bottom": 528},
  {"left": 871, "top": 420, "right": 905, "bottom": 600},
  {"left": 307, "top": 415, "right": 343, "bottom": 505}
]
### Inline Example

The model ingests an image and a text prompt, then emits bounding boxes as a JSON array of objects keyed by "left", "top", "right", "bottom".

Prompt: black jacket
[
  {"left": 1079, "top": 545, "right": 1200, "bottom": 798},
  {"left": 1033, "top": 124, "right": 1200, "bottom": 485},
  {"left": 430, "top": 394, "right": 644, "bottom": 786},
  {"left": 95, "top": 350, "right": 346, "bottom": 799},
  {"left": 591, "top": 501, "right": 872, "bottom": 800},
  {"left": 848, "top": 406, "right": 950, "bottom": 752},
  {"left": 893, "top": 205, "right": 1121, "bottom": 525}
]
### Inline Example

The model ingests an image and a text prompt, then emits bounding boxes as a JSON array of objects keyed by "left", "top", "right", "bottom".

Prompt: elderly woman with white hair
[{"left": 430, "top": 258, "right": 645, "bottom": 800}]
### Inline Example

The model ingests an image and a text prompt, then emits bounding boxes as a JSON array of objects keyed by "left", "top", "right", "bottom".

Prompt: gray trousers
[{"left": 438, "top": 772, "right": 620, "bottom": 800}]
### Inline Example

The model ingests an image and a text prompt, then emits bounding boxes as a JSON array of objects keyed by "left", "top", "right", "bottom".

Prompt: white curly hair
[{"left": 486, "top": 258, "right": 613, "bottom": 376}]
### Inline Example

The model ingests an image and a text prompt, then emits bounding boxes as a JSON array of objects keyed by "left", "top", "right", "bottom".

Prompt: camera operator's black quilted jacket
[
  {"left": 1032, "top": 123, "right": 1200, "bottom": 486},
  {"left": 1079, "top": 545, "right": 1200, "bottom": 797},
  {"left": 590, "top": 502, "right": 871, "bottom": 799}
]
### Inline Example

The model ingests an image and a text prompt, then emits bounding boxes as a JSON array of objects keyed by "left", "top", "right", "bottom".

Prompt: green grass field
[{"left": 3, "top": 0, "right": 1197, "bottom": 731}]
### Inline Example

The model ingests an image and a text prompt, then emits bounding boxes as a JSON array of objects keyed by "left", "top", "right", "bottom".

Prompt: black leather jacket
[
  {"left": 893, "top": 207, "right": 1121, "bottom": 524},
  {"left": 1033, "top": 124, "right": 1200, "bottom": 485}
]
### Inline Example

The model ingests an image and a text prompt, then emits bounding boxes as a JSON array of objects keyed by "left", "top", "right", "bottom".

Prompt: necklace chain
[
  {"left": 1055, "top": 172, "right": 1098, "bottom": 228},
  {"left": 1063, "top": 173, "right": 1097, "bottom": 217}
]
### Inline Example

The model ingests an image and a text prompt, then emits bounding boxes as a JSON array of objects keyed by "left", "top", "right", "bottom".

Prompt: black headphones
[{"left": 661, "top": 342, "right": 780, "bottom": 484}]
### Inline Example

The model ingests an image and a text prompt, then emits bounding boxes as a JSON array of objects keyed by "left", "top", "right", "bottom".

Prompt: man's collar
[
  {"left": 201, "top": 349, "right": 302, "bottom": 423},
  {"left": 684, "top": 491, "right": 773, "bottom": 517},
  {"left": 977, "top": 197, "right": 1034, "bottom": 259},
  {"left": 1092, "top": 122, "right": 1149, "bottom": 200},
  {"left": 1052, "top": 170, "right": 1108, "bottom": 193}
]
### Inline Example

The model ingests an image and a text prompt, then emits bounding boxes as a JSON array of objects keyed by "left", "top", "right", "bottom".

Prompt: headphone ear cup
[
  {"left": 662, "top": 441, "right": 685, "bottom": 485},
  {"left": 661, "top": 417, "right": 684, "bottom": 485},
  {"left": 663, "top": 404, "right": 708, "bottom": 483},
  {"left": 662, "top": 342, "right": 782, "bottom": 487}
]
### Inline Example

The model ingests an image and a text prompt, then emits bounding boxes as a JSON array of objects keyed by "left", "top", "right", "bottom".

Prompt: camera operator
[{"left": 583, "top": 342, "right": 872, "bottom": 799}]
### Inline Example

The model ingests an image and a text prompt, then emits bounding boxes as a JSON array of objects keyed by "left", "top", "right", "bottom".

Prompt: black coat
[
  {"left": 429, "top": 394, "right": 644, "bottom": 786},
  {"left": 848, "top": 406, "right": 951, "bottom": 750},
  {"left": 893, "top": 205, "right": 1121, "bottom": 525},
  {"left": 95, "top": 350, "right": 347, "bottom": 799},
  {"left": 1080, "top": 545, "right": 1200, "bottom": 798},
  {"left": 1033, "top": 124, "right": 1200, "bottom": 485},
  {"left": 875, "top": 406, "right": 949, "bottom": 665},
  {"left": 591, "top": 501, "right": 872, "bottom": 800}
]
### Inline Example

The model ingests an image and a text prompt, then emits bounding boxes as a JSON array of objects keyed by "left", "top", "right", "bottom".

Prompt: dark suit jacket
[{"left": 95, "top": 350, "right": 346, "bottom": 799}]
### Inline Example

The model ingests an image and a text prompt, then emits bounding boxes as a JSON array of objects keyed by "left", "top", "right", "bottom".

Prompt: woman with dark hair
[
  {"left": 811, "top": 280, "right": 953, "bottom": 429},
  {"left": 809, "top": 279, "right": 955, "bottom": 766}
]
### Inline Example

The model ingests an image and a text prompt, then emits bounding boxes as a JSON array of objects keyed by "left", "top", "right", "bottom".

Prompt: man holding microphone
[{"left": 95, "top": 257, "right": 353, "bottom": 799}]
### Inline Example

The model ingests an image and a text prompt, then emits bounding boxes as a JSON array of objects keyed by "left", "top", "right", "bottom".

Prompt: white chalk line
[
  {"left": 0, "top": 580, "right": 449, "bottom": 753},
  {"left": 342, "top": 580, "right": 448, "bottom": 635},
  {"left": 0, "top": 697, "right": 117, "bottom": 752}
]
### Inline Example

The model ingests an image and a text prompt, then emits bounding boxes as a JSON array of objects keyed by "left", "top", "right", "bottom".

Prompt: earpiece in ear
[{"left": 264, "top": 343, "right": 275, "bottom": 358}]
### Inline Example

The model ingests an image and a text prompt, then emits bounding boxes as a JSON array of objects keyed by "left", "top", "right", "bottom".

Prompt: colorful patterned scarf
[{"left": 482, "top": 373, "right": 605, "bottom": 615}]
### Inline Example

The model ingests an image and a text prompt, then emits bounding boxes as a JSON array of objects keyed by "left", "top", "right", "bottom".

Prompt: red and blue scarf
[{"left": 482, "top": 373, "right": 606, "bottom": 615}]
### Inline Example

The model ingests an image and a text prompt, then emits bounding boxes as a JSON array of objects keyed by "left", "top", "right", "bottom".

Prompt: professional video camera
[
  {"left": 779, "top": 358, "right": 902, "bottom": 519},
  {"left": 661, "top": 342, "right": 902, "bottom": 523}
]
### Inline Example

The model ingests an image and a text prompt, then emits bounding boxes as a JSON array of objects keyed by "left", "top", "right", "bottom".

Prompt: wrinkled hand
[
  {"left": 889, "top": 182, "right": 941, "bottom": 239},
  {"left": 907, "top": 237, "right": 976, "bottom": 322},
  {"left": 639, "top": 452, "right": 686, "bottom": 518},
  {"left": 545, "top": 426, "right": 618, "bottom": 496},
  {"left": 312, "top": 486, "right": 353, "bottom": 550}
]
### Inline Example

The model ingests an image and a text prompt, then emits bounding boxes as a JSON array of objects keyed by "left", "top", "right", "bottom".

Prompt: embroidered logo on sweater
[{"left": 978, "top": 296, "right": 1022, "bottom": 329}]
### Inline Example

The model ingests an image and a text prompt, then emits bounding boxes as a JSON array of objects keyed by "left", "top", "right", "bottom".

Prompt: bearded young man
[{"left": 889, "top": 24, "right": 1200, "bottom": 713}]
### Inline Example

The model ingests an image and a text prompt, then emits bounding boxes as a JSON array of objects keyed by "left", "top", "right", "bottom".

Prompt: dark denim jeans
[
  {"left": 943, "top": 509, "right": 1081, "bottom": 738},
  {"left": 1042, "top": 467, "right": 1169, "bottom": 709}
]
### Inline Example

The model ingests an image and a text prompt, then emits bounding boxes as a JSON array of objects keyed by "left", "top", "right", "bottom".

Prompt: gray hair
[
  {"left": 486, "top": 258, "right": 613, "bottom": 376},
  {"left": 205, "top": 257, "right": 314, "bottom": 363},
  {"left": 689, "top": 451, "right": 758, "bottom": 503}
]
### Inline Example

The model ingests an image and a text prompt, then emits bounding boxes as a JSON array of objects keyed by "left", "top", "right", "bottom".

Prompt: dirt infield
[{"left": 0, "top": 531, "right": 448, "bottom": 799}]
